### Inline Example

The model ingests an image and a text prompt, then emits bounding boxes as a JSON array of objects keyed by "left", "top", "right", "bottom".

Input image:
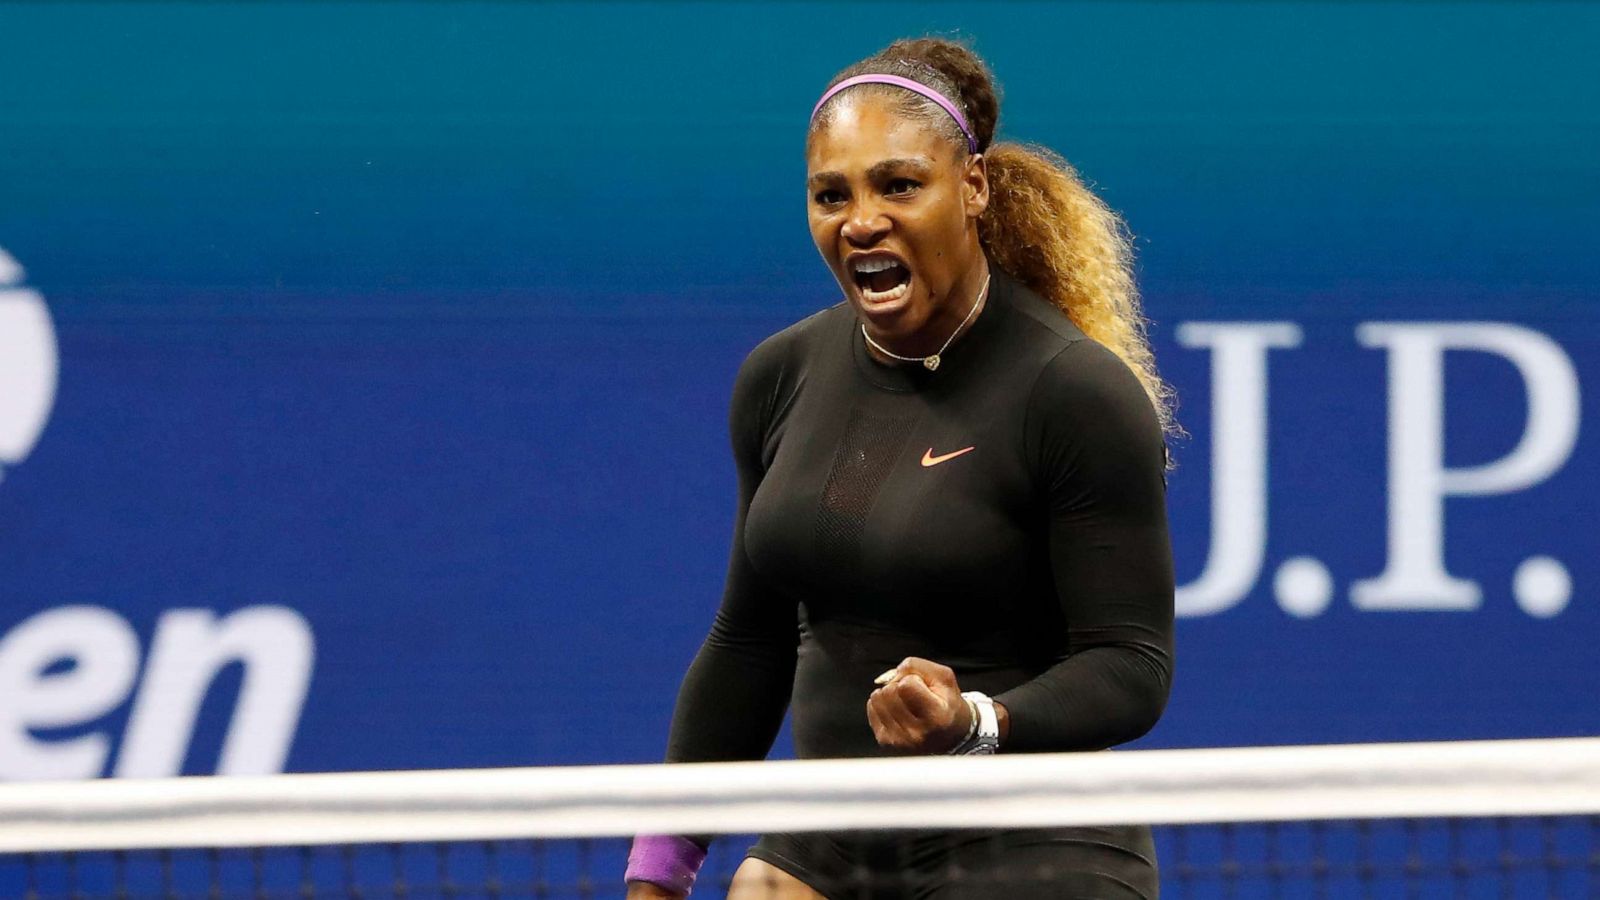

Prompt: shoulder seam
[
  {"left": 1003, "top": 283, "right": 1088, "bottom": 347},
  {"left": 1018, "top": 340, "right": 1091, "bottom": 480}
]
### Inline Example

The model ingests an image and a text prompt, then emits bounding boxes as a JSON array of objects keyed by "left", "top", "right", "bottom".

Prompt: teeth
[
  {"left": 852, "top": 257, "right": 902, "bottom": 274},
  {"left": 861, "top": 280, "right": 910, "bottom": 304}
]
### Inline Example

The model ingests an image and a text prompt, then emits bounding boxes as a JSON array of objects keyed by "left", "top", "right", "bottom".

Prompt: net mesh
[
  {"left": 7, "top": 821, "right": 1598, "bottom": 899},
  {"left": 2, "top": 738, "right": 1597, "bottom": 899}
]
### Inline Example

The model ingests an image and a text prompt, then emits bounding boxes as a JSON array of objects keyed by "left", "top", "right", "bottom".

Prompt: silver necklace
[{"left": 860, "top": 273, "right": 990, "bottom": 372}]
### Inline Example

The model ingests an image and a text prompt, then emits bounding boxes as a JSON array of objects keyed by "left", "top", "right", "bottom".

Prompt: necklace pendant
[{"left": 923, "top": 355, "right": 941, "bottom": 372}]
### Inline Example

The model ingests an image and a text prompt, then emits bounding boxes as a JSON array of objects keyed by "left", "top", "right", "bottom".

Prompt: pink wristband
[{"left": 625, "top": 834, "right": 708, "bottom": 895}]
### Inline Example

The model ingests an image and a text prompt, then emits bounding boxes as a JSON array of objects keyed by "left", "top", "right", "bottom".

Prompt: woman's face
[{"left": 806, "top": 94, "right": 989, "bottom": 344}]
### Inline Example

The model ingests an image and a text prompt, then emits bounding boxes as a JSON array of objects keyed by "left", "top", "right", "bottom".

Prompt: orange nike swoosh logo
[{"left": 921, "top": 446, "right": 976, "bottom": 467}]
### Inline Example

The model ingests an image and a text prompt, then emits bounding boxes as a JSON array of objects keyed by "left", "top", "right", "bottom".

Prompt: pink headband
[{"left": 811, "top": 73, "right": 979, "bottom": 154}]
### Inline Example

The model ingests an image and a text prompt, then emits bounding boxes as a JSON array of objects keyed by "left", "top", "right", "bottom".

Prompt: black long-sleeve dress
[{"left": 665, "top": 267, "right": 1175, "bottom": 899}]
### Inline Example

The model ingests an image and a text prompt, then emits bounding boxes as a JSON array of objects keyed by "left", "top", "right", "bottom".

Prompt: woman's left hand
[{"left": 866, "top": 657, "right": 972, "bottom": 754}]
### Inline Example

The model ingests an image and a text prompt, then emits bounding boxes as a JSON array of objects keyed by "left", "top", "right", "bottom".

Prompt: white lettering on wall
[
  {"left": 1353, "top": 323, "right": 1580, "bottom": 614},
  {"left": 0, "top": 607, "right": 140, "bottom": 781},
  {"left": 1174, "top": 323, "right": 1304, "bottom": 617},
  {"left": 0, "top": 606, "right": 315, "bottom": 781},
  {"left": 117, "top": 606, "right": 315, "bottom": 777}
]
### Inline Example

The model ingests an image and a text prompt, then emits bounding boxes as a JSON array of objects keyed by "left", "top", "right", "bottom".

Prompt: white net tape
[{"left": 0, "top": 737, "right": 1597, "bottom": 854}]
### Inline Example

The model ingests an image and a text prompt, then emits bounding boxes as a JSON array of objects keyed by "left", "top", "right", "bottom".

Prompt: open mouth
[{"left": 850, "top": 255, "right": 912, "bottom": 305}]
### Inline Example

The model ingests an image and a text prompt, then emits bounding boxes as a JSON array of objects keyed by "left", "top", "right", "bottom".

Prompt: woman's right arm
[{"left": 627, "top": 345, "right": 798, "bottom": 899}]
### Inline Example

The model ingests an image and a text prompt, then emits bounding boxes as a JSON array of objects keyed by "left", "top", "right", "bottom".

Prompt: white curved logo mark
[{"left": 0, "top": 246, "right": 58, "bottom": 484}]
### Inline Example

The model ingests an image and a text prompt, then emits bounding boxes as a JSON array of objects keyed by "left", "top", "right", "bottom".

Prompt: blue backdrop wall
[{"left": 0, "top": 1, "right": 1596, "bottom": 780}]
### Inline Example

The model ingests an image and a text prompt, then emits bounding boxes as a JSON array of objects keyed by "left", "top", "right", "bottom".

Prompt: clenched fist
[{"left": 866, "top": 657, "right": 973, "bottom": 754}]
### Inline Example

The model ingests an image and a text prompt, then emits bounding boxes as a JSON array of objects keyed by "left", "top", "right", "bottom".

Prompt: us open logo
[
  {"left": 0, "top": 259, "right": 315, "bottom": 781},
  {"left": 0, "top": 246, "right": 57, "bottom": 485}
]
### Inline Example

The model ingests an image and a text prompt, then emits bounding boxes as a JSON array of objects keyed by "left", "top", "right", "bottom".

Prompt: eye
[
  {"left": 885, "top": 178, "right": 921, "bottom": 196},
  {"left": 813, "top": 188, "right": 845, "bottom": 207}
]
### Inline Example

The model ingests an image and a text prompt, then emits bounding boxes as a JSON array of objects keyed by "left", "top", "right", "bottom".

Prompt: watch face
[{"left": 958, "top": 736, "right": 999, "bottom": 756}]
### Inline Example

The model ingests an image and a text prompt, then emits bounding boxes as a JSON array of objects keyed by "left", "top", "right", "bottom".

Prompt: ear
[{"left": 962, "top": 153, "right": 990, "bottom": 220}]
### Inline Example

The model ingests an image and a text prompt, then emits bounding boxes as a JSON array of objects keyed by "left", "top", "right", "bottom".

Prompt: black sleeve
[
  {"left": 663, "top": 342, "right": 799, "bottom": 763},
  {"left": 995, "top": 340, "right": 1176, "bottom": 752}
]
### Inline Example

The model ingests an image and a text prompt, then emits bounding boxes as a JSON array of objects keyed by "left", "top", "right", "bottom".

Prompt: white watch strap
[{"left": 955, "top": 691, "right": 1000, "bottom": 755}]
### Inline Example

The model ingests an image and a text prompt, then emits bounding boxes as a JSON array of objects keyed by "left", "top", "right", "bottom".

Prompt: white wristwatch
[{"left": 951, "top": 691, "right": 1000, "bottom": 755}]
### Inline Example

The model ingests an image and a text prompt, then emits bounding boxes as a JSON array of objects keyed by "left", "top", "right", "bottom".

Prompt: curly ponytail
[
  {"left": 980, "top": 143, "right": 1175, "bottom": 438},
  {"left": 813, "top": 37, "right": 1177, "bottom": 439}
]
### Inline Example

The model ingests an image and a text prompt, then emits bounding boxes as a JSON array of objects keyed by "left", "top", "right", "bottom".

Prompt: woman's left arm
[{"left": 993, "top": 339, "right": 1176, "bottom": 753}]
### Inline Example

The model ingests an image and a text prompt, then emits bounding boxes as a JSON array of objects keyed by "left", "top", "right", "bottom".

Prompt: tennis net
[{"left": 1, "top": 737, "right": 1596, "bottom": 898}]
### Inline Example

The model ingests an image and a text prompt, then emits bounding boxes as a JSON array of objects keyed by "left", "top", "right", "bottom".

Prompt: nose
[{"left": 841, "top": 201, "right": 890, "bottom": 248}]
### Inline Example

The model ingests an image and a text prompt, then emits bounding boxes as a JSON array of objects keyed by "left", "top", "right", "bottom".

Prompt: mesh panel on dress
[{"left": 815, "top": 411, "right": 915, "bottom": 563}]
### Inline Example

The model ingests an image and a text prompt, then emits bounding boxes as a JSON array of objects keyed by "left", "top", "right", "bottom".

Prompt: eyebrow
[
  {"left": 868, "top": 157, "right": 935, "bottom": 181},
  {"left": 807, "top": 157, "right": 937, "bottom": 188}
]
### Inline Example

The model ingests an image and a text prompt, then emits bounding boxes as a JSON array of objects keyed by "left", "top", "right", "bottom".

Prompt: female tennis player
[{"left": 627, "top": 37, "right": 1176, "bottom": 899}]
